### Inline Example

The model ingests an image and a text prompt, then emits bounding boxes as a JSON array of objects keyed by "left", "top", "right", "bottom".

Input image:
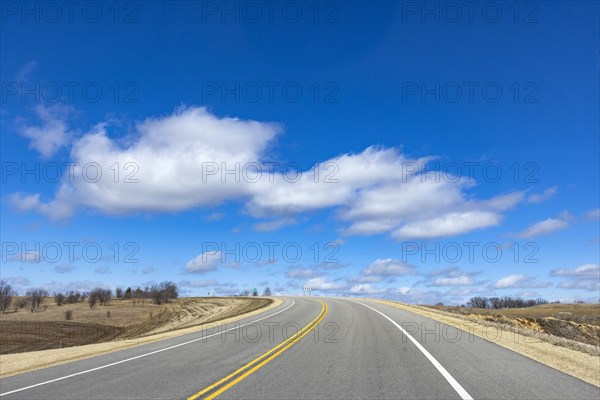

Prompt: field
[
  {"left": 425, "top": 303, "right": 600, "bottom": 346},
  {"left": 0, "top": 297, "right": 272, "bottom": 354}
]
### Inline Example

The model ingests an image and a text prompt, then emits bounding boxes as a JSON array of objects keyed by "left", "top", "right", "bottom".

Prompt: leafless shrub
[
  {"left": 65, "top": 310, "right": 73, "bottom": 320},
  {"left": 54, "top": 293, "right": 66, "bottom": 306},
  {"left": 88, "top": 292, "right": 98, "bottom": 308}
]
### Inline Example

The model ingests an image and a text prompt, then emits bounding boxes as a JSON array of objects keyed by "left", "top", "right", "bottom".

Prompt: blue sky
[{"left": 1, "top": 1, "right": 598, "bottom": 304}]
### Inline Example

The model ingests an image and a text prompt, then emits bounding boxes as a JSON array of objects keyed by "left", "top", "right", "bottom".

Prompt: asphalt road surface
[{"left": 1, "top": 297, "right": 598, "bottom": 399}]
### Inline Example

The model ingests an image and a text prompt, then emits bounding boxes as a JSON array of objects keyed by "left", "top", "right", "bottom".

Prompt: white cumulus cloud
[{"left": 11, "top": 106, "right": 525, "bottom": 240}]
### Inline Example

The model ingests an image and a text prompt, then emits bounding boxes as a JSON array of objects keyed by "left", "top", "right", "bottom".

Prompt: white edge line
[
  {"left": 351, "top": 300, "right": 474, "bottom": 400},
  {"left": 0, "top": 299, "right": 296, "bottom": 397}
]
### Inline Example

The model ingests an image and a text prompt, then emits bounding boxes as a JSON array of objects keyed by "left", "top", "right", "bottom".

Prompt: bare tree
[
  {"left": 26, "top": 288, "right": 49, "bottom": 312},
  {"left": 148, "top": 282, "right": 178, "bottom": 305},
  {"left": 466, "top": 296, "right": 488, "bottom": 308},
  {"left": 0, "top": 280, "right": 15, "bottom": 313},
  {"left": 101, "top": 289, "right": 112, "bottom": 305},
  {"left": 89, "top": 288, "right": 112, "bottom": 306},
  {"left": 263, "top": 287, "right": 272, "bottom": 296},
  {"left": 160, "top": 281, "right": 178, "bottom": 303},
  {"left": 115, "top": 288, "right": 124, "bottom": 299},
  {"left": 488, "top": 297, "right": 502, "bottom": 309},
  {"left": 66, "top": 291, "right": 81, "bottom": 304}
]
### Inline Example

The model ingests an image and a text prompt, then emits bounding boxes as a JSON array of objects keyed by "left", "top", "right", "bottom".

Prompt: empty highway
[{"left": 1, "top": 297, "right": 598, "bottom": 399}]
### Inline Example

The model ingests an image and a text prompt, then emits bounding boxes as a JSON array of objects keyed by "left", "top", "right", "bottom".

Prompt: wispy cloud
[
  {"left": 585, "top": 208, "right": 600, "bottom": 221},
  {"left": 5, "top": 276, "right": 32, "bottom": 287},
  {"left": 204, "top": 212, "right": 225, "bottom": 222},
  {"left": 422, "top": 267, "right": 481, "bottom": 287},
  {"left": 16, "top": 60, "right": 38, "bottom": 82},
  {"left": 94, "top": 266, "right": 110, "bottom": 274},
  {"left": 491, "top": 274, "right": 551, "bottom": 289},
  {"left": 527, "top": 186, "right": 557, "bottom": 203},
  {"left": 17, "top": 104, "right": 75, "bottom": 158},
  {"left": 362, "top": 258, "right": 416, "bottom": 277},
  {"left": 179, "top": 279, "right": 220, "bottom": 288},
  {"left": 516, "top": 212, "right": 572, "bottom": 238},
  {"left": 253, "top": 217, "right": 296, "bottom": 232},
  {"left": 551, "top": 263, "right": 600, "bottom": 292},
  {"left": 54, "top": 264, "right": 75, "bottom": 274},
  {"left": 142, "top": 266, "right": 156, "bottom": 275},
  {"left": 286, "top": 267, "right": 322, "bottom": 279}
]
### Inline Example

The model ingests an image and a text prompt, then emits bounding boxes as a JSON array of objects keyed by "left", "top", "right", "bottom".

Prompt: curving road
[{"left": 0, "top": 297, "right": 598, "bottom": 399}]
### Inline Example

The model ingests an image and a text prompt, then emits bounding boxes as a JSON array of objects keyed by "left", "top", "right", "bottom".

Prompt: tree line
[
  {"left": 465, "top": 296, "right": 550, "bottom": 309},
  {"left": 115, "top": 282, "right": 179, "bottom": 305},
  {"left": 0, "top": 280, "right": 179, "bottom": 313}
]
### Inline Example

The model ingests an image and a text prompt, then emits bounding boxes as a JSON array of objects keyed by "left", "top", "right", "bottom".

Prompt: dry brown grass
[
  {"left": 0, "top": 297, "right": 271, "bottom": 354},
  {"left": 428, "top": 303, "right": 600, "bottom": 325},
  {"left": 425, "top": 303, "right": 600, "bottom": 347}
]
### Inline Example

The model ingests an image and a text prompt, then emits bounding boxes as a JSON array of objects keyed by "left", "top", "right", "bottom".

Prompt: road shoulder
[{"left": 372, "top": 299, "right": 599, "bottom": 388}]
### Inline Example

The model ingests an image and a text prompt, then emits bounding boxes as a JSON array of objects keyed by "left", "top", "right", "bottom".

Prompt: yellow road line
[
  {"left": 188, "top": 302, "right": 325, "bottom": 399},
  {"left": 188, "top": 301, "right": 328, "bottom": 400}
]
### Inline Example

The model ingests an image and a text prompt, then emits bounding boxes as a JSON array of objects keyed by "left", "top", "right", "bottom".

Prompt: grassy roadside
[
  {"left": 0, "top": 297, "right": 281, "bottom": 378},
  {"left": 373, "top": 299, "right": 600, "bottom": 388}
]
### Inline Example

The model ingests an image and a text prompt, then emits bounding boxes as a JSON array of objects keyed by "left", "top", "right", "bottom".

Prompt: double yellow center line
[{"left": 188, "top": 301, "right": 328, "bottom": 400}]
